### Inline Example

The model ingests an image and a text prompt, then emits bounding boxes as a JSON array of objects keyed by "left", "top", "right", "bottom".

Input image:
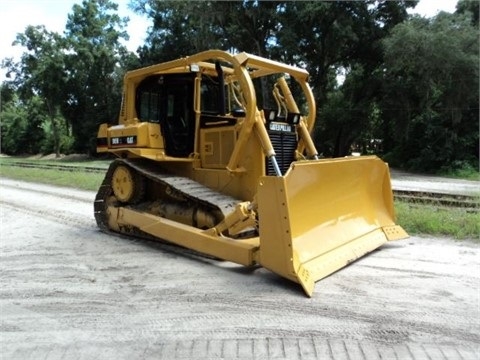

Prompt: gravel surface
[
  {"left": 390, "top": 169, "right": 479, "bottom": 196},
  {"left": 0, "top": 178, "right": 479, "bottom": 359}
]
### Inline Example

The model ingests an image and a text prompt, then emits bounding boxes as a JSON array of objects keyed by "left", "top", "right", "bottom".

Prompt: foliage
[
  {"left": 0, "top": 93, "right": 75, "bottom": 155},
  {"left": 438, "top": 161, "right": 480, "bottom": 181},
  {"left": 132, "top": 0, "right": 280, "bottom": 65},
  {"left": 62, "top": 0, "right": 130, "bottom": 154},
  {"left": 273, "top": 1, "right": 416, "bottom": 157},
  {"left": 6, "top": 25, "right": 67, "bottom": 156},
  {"left": 40, "top": 120, "right": 75, "bottom": 155},
  {"left": 1, "top": 96, "right": 45, "bottom": 154},
  {"left": 456, "top": 0, "right": 479, "bottom": 26},
  {"left": 1, "top": 0, "right": 132, "bottom": 156},
  {"left": 381, "top": 12, "right": 479, "bottom": 172}
]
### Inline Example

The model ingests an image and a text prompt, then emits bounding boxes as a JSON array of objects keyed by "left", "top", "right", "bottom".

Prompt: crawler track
[{"left": 94, "top": 158, "right": 239, "bottom": 232}]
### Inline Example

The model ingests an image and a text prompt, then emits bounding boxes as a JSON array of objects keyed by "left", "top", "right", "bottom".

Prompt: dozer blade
[{"left": 256, "top": 156, "right": 408, "bottom": 297}]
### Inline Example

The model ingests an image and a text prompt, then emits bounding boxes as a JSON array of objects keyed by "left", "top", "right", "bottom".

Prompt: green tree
[
  {"left": 382, "top": 12, "right": 479, "bottom": 172},
  {"left": 62, "top": 0, "right": 129, "bottom": 154},
  {"left": 4, "top": 25, "right": 68, "bottom": 156},
  {"left": 456, "top": 0, "right": 479, "bottom": 26},
  {"left": 275, "top": 1, "right": 415, "bottom": 156},
  {"left": 0, "top": 95, "right": 46, "bottom": 155},
  {"left": 1, "top": 0, "right": 134, "bottom": 156},
  {"left": 216, "top": 1, "right": 279, "bottom": 56},
  {"left": 133, "top": 0, "right": 215, "bottom": 64},
  {"left": 133, "top": 0, "right": 240, "bottom": 64},
  {"left": 132, "top": 1, "right": 284, "bottom": 64}
]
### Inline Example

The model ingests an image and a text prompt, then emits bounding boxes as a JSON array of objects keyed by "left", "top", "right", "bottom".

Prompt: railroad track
[
  {"left": 2, "top": 161, "right": 479, "bottom": 211},
  {"left": 393, "top": 190, "right": 479, "bottom": 212},
  {"left": 2, "top": 161, "right": 107, "bottom": 174}
]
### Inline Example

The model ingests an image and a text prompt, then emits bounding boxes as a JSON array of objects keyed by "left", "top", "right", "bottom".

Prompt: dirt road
[{"left": 1, "top": 178, "right": 479, "bottom": 359}]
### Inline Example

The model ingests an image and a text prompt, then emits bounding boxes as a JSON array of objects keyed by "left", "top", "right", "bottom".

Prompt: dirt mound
[
  {"left": 60, "top": 154, "right": 90, "bottom": 161},
  {"left": 23, "top": 153, "right": 90, "bottom": 161}
]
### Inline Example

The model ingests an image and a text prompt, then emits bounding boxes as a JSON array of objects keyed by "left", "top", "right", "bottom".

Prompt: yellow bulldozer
[{"left": 94, "top": 50, "right": 407, "bottom": 296}]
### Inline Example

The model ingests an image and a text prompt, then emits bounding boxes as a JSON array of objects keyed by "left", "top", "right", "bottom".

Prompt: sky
[
  {"left": 0, "top": 0, "right": 459, "bottom": 82},
  {"left": 0, "top": 0, "right": 149, "bottom": 81}
]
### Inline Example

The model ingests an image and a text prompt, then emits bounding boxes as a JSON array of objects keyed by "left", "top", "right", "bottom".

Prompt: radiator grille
[{"left": 266, "top": 130, "right": 298, "bottom": 175}]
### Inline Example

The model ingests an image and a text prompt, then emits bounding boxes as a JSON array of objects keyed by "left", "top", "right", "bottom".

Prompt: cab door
[{"left": 136, "top": 73, "right": 195, "bottom": 157}]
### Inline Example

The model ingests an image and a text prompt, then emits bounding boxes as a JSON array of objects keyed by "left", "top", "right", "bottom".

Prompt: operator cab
[
  {"left": 135, "top": 72, "right": 231, "bottom": 158},
  {"left": 136, "top": 73, "right": 195, "bottom": 157}
]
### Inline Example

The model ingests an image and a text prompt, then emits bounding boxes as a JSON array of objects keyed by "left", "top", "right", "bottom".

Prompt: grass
[
  {"left": 0, "top": 160, "right": 106, "bottom": 191},
  {"left": 395, "top": 201, "right": 479, "bottom": 241},
  {"left": 438, "top": 164, "right": 479, "bottom": 181},
  {"left": 1, "top": 157, "right": 478, "bottom": 241},
  {"left": 0, "top": 156, "right": 111, "bottom": 169}
]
